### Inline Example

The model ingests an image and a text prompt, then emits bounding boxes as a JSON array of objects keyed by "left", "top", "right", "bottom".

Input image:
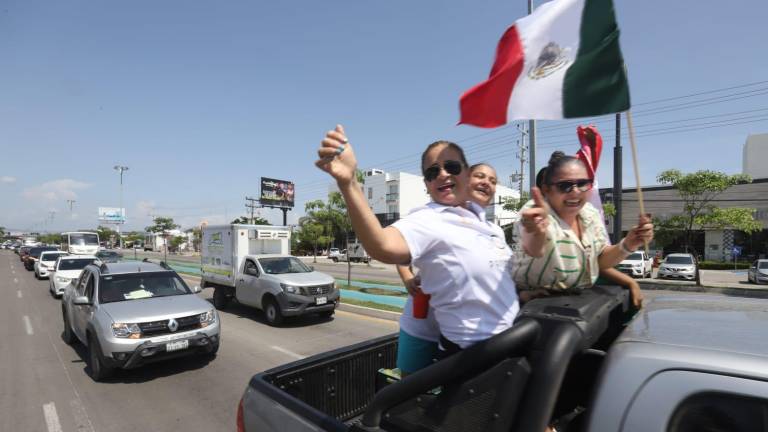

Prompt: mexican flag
[{"left": 459, "top": 0, "right": 630, "bottom": 127}]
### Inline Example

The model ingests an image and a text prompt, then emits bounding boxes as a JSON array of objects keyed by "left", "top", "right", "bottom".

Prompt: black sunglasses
[
  {"left": 423, "top": 160, "right": 463, "bottom": 182},
  {"left": 548, "top": 179, "right": 594, "bottom": 193}
]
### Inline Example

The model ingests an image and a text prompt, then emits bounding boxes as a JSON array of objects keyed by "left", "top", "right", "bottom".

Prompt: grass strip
[
  {"left": 341, "top": 297, "right": 404, "bottom": 313},
  {"left": 338, "top": 283, "right": 407, "bottom": 297}
]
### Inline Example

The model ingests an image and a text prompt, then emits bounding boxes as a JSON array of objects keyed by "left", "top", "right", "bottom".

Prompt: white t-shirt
[
  {"left": 399, "top": 295, "right": 440, "bottom": 342},
  {"left": 393, "top": 202, "right": 520, "bottom": 349}
]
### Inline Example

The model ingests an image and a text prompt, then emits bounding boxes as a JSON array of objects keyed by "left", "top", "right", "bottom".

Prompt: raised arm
[
  {"left": 315, "top": 125, "right": 411, "bottom": 264},
  {"left": 598, "top": 214, "right": 654, "bottom": 269},
  {"left": 519, "top": 187, "right": 550, "bottom": 258}
]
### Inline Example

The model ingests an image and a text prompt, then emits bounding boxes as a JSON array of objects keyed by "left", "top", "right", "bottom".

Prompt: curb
[
  {"left": 639, "top": 282, "right": 768, "bottom": 299},
  {"left": 337, "top": 303, "right": 401, "bottom": 322}
]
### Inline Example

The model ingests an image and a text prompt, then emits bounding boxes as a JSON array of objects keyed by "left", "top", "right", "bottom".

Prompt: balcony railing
[{"left": 386, "top": 193, "right": 399, "bottom": 202}]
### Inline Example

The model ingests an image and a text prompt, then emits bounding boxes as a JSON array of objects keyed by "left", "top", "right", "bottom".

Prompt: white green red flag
[{"left": 459, "top": 0, "right": 630, "bottom": 127}]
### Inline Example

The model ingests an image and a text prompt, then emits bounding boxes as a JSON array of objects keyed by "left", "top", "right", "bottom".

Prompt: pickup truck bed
[{"left": 241, "top": 285, "right": 634, "bottom": 432}]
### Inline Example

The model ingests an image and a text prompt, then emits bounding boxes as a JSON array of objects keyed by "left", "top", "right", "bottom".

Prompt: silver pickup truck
[{"left": 237, "top": 287, "right": 768, "bottom": 432}]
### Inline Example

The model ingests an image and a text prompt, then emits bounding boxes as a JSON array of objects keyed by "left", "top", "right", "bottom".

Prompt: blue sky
[{"left": 1, "top": 0, "right": 767, "bottom": 233}]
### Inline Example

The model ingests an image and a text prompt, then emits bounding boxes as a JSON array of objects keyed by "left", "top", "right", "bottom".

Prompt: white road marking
[
  {"left": 42, "top": 402, "right": 63, "bottom": 432},
  {"left": 69, "top": 398, "right": 93, "bottom": 432},
  {"left": 17, "top": 290, "right": 22, "bottom": 298},
  {"left": 23, "top": 315, "right": 34, "bottom": 335},
  {"left": 12, "top": 270, "right": 15, "bottom": 274},
  {"left": 13, "top": 277, "right": 18, "bottom": 283},
  {"left": 271, "top": 345, "right": 305, "bottom": 360}
]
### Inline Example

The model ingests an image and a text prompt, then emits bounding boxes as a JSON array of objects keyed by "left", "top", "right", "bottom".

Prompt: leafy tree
[
  {"left": 502, "top": 191, "right": 530, "bottom": 212},
  {"left": 169, "top": 236, "right": 186, "bottom": 252},
  {"left": 0, "top": 226, "right": 5, "bottom": 238},
  {"left": 185, "top": 228, "right": 202, "bottom": 252},
  {"left": 123, "top": 231, "right": 144, "bottom": 247},
  {"left": 231, "top": 216, "right": 270, "bottom": 225},
  {"left": 655, "top": 169, "right": 761, "bottom": 254},
  {"left": 96, "top": 225, "right": 117, "bottom": 246},
  {"left": 145, "top": 217, "right": 180, "bottom": 258},
  {"left": 296, "top": 221, "right": 327, "bottom": 262},
  {"left": 38, "top": 233, "right": 62, "bottom": 245}
]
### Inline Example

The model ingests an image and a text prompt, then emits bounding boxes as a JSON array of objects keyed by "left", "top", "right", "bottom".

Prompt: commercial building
[{"left": 601, "top": 133, "right": 768, "bottom": 261}]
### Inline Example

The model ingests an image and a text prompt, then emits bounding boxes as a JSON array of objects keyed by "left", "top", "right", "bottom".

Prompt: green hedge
[{"left": 698, "top": 261, "right": 751, "bottom": 270}]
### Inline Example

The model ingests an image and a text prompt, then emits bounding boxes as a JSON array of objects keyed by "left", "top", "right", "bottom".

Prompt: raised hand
[
  {"left": 520, "top": 187, "right": 550, "bottom": 236},
  {"left": 315, "top": 124, "right": 358, "bottom": 186},
  {"left": 624, "top": 214, "right": 654, "bottom": 251}
]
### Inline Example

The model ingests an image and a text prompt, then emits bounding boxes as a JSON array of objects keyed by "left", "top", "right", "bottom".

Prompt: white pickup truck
[{"left": 200, "top": 224, "right": 339, "bottom": 326}]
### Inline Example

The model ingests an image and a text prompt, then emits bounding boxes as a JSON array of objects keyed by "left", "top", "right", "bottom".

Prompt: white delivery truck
[
  {"left": 338, "top": 242, "right": 371, "bottom": 263},
  {"left": 200, "top": 224, "right": 339, "bottom": 326}
]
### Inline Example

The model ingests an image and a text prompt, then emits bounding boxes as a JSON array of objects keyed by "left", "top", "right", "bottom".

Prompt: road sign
[{"left": 733, "top": 246, "right": 743, "bottom": 257}]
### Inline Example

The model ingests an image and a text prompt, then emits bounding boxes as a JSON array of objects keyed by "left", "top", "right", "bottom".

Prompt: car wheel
[
  {"left": 34, "top": 270, "right": 40, "bottom": 280},
  {"left": 213, "top": 287, "right": 231, "bottom": 310},
  {"left": 87, "top": 335, "right": 114, "bottom": 381},
  {"left": 62, "top": 310, "right": 76, "bottom": 345},
  {"left": 205, "top": 342, "right": 220, "bottom": 357},
  {"left": 264, "top": 298, "right": 284, "bottom": 327},
  {"left": 331, "top": 258, "right": 338, "bottom": 263}
]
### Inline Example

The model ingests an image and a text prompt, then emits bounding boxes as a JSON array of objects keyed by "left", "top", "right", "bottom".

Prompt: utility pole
[
  {"left": 613, "top": 113, "right": 623, "bottom": 244},
  {"left": 67, "top": 199, "right": 76, "bottom": 212},
  {"left": 114, "top": 165, "right": 129, "bottom": 249},
  {"left": 516, "top": 138, "right": 527, "bottom": 194},
  {"left": 245, "top": 196, "right": 260, "bottom": 224},
  {"left": 527, "top": 0, "right": 537, "bottom": 191}
]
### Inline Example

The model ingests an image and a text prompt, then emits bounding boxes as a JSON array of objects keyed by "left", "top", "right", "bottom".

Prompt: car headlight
[
  {"left": 280, "top": 283, "right": 299, "bottom": 294},
  {"left": 56, "top": 276, "right": 71, "bottom": 283},
  {"left": 199, "top": 309, "right": 216, "bottom": 327},
  {"left": 111, "top": 323, "right": 142, "bottom": 339}
]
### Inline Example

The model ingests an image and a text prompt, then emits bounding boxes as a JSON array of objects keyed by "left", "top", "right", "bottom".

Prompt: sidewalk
[{"left": 637, "top": 270, "right": 768, "bottom": 299}]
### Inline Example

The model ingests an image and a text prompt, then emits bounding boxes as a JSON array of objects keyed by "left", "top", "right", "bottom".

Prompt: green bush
[{"left": 697, "top": 261, "right": 751, "bottom": 270}]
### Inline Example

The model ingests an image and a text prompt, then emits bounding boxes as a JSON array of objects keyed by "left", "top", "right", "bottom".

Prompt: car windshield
[
  {"left": 41, "top": 252, "right": 67, "bottom": 262},
  {"left": 626, "top": 253, "right": 643, "bottom": 261},
  {"left": 70, "top": 233, "right": 99, "bottom": 246},
  {"left": 58, "top": 258, "right": 96, "bottom": 271},
  {"left": 759, "top": 262, "right": 768, "bottom": 269},
  {"left": 666, "top": 256, "right": 693, "bottom": 265},
  {"left": 29, "top": 247, "right": 56, "bottom": 258},
  {"left": 99, "top": 272, "right": 191, "bottom": 303},
  {"left": 259, "top": 257, "right": 312, "bottom": 274}
]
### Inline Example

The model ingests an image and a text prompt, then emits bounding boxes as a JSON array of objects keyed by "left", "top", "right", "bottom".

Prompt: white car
[
  {"left": 657, "top": 253, "right": 697, "bottom": 281},
  {"left": 35, "top": 251, "right": 69, "bottom": 279},
  {"left": 49, "top": 255, "right": 99, "bottom": 297},
  {"left": 616, "top": 251, "right": 652, "bottom": 278},
  {"left": 747, "top": 259, "right": 768, "bottom": 284}
]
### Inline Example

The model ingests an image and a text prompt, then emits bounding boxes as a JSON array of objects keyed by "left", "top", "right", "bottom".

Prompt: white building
[
  {"left": 743, "top": 133, "right": 768, "bottom": 179},
  {"left": 331, "top": 168, "right": 520, "bottom": 227},
  {"left": 144, "top": 229, "right": 194, "bottom": 252}
]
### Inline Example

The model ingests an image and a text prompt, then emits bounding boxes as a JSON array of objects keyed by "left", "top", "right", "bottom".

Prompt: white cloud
[
  {"left": 22, "top": 179, "right": 90, "bottom": 203},
  {"left": 1, "top": 176, "right": 17, "bottom": 184}
]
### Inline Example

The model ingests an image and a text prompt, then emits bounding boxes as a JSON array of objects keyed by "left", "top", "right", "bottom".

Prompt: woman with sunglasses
[
  {"left": 513, "top": 151, "right": 653, "bottom": 298},
  {"left": 316, "top": 125, "right": 520, "bottom": 356},
  {"left": 395, "top": 162, "right": 502, "bottom": 374}
]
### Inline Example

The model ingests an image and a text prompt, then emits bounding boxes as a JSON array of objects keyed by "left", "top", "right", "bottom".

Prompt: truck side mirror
[{"left": 73, "top": 296, "right": 92, "bottom": 306}]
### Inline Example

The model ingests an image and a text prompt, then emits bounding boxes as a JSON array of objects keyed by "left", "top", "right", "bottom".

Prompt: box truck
[{"left": 200, "top": 224, "right": 338, "bottom": 326}]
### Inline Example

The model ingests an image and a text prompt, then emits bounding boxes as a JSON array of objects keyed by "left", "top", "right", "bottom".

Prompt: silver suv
[{"left": 61, "top": 260, "right": 221, "bottom": 381}]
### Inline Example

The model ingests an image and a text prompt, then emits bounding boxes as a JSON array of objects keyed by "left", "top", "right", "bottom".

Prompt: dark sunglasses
[
  {"left": 548, "top": 179, "right": 594, "bottom": 193},
  {"left": 423, "top": 160, "right": 463, "bottom": 182}
]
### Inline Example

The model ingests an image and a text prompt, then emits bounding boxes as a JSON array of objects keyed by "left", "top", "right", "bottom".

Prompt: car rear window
[
  {"left": 41, "top": 252, "right": 67, "bottom": 262},
  {"left": 759, "top": 262, "right": 768, "bottom": 269},
  {"left": 99, "top": 272, "right": 191, "bottom": 303},
  {"left": 626, "top": 253, "right": 643, "bottom": 260},
  {"left": 58, "top": 259, "right": 96, "bottom": 270},
  {"left": 29, "top": 247, "right": 58, "bottom": 258}
]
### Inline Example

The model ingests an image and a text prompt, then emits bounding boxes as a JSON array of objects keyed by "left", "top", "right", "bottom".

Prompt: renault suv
[{"left": 61, "top": 259, "right": 221, "bottom": 381}]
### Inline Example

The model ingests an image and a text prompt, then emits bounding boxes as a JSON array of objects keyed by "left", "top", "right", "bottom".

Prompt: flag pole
[
  {"left": 527, "top": 0, "right": 537, "bottom": 191},
  {"left": 625, "top": 109, "right": 649, "bottom": 254}
]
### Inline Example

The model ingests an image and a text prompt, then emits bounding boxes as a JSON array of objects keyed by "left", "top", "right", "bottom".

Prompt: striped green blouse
[{"left": 512, "top": 201, "right": 609, "bottom": 292}]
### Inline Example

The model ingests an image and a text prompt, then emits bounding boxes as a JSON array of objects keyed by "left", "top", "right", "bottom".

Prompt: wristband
[{"left": 619, "top": 238, "right": 634, "bottom": 255}]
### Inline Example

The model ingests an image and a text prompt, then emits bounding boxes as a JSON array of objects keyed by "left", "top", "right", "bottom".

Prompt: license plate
[
  {"left": 166, "top": 340, "right": 189, "bottom": 352},
  {"left": 316, "top": 296, "right": 327, "bottom": 305}
]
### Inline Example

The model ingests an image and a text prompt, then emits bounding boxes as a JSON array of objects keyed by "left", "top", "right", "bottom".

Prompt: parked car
[
  {"left": 23, "top": 246, "right": 60, "bottom": 270},
  {"left": 34, "top": 251, "right": 69, "bottom": 279},
  {"left": 95, "top": 250, "right": 123, "bottom": 263},
  {"left": 49, "top": 255, "right": 99, "bottom": 297},
  {"left": 617, "top": 251, "right": 653, "bottom": 278},
  {"left": 748, "top": 259, "right": 768, "bottom": 284},
  {"left": 657, "top": 253, "right": 697, "bottom": 280},
  {"left": 327, "top": 248, "right": 342, "bottom": 261},
  {"left": 18, "top": 245, "right": 32, "bottom": 260},
  {"left": 61, "top": 260, "right": 220, "bottom": 380}
]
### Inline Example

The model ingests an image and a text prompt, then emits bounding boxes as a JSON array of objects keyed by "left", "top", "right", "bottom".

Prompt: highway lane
[{"left": 0, "top": 250, "right": 398, "bottom": 432}]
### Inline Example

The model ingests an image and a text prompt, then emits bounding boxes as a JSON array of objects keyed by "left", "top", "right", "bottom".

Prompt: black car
[
  {"left": 95, "top": 250, "right": 122, "bottom": 263},
  {"left": 23, "top": 246, "right": 60, "bottom": 270}
]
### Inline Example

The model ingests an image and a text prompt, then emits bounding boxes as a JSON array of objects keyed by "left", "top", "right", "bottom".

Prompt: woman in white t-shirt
[
  {"left": 316, "top": 125, "right": 521, "bottom": 354},
  {"left": 396, "top": 162, "right": 501, "bottom": 373}
]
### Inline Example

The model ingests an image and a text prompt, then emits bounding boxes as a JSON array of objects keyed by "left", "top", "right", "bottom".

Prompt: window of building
[
  {"left": 368, "top": 188, "right": 373, "bottom": 199},
  {"left": 667, "top": 392, "right": 768, "bottom": 432}
]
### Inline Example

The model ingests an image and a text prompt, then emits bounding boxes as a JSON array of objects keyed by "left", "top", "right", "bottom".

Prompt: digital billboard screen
[{"left": 260, "top": 177, "right": 295, "bottom": 208}]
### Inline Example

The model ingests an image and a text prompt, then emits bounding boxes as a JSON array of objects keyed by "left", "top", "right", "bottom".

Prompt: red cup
[{"left": 412, "top": 293, "right": 431, "bottom": 319}]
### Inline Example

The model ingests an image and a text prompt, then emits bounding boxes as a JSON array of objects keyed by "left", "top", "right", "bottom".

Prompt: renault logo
[{"left": 168, "top": 318, "right": 179, "bottom": 332}]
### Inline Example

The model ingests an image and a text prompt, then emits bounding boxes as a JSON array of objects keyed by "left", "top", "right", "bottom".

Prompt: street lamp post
[{"left": 114, "top": 165, "right": 129, "bottom": 249}]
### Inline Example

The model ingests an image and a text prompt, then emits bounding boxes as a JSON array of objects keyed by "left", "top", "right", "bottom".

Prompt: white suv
[{"left": 617, "top": 251, "right": 652, "bottom": 278}]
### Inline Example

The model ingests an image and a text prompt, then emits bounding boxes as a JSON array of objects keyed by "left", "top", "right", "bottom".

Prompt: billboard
[
  {"left": 98, "top": 207, "right": 126, "bottom": 223},
  {"left": 260, "top": 177, "right": 295, "bottom": 208}
]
